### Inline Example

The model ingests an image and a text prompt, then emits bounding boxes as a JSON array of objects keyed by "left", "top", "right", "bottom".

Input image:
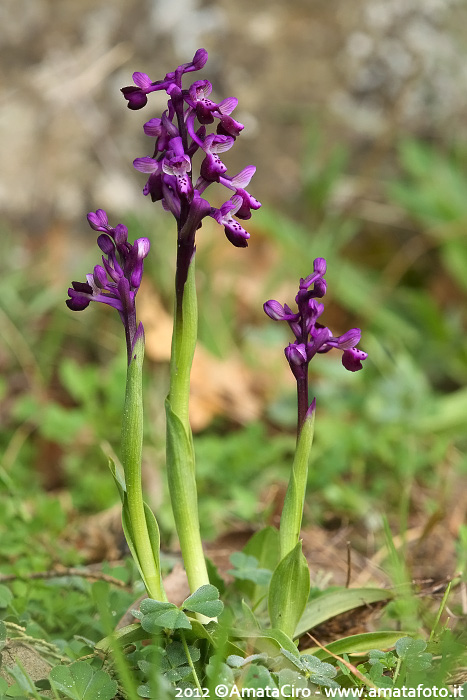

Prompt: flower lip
[
  {"left": 342, "top": 347, "right": 368, "bottom": 372},
  {"left": 121, "top": 86, "right": 148, "bottom": 110}
]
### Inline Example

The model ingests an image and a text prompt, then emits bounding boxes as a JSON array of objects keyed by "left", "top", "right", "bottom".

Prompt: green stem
[
  {"left": 279, "top": 408, "right": 315, "bottom": 560},
  {"left": 122, "top": 327, "right": 165, "bottom": 601},
  {"left": 181, "top": 630, "right": 203, "bottom": 694},
  {"left": 166, "top": 257, "right": 210, "bottom": 595}
]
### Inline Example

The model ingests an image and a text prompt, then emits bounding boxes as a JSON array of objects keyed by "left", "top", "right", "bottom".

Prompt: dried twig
[
  {"left": 306, "top": 632, "right": 379, "bottom": 691},
  {"left": 0, "top": 567, "right": 128, "bottom": 588}
]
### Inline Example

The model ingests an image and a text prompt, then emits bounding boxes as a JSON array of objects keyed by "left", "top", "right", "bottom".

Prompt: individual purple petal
[
  {"left": 113, "top": 224, "right": 129, "bottom": 246},
  {"left": 133, "top": 157, "right": 159, "bottom": 174},
  {"left": 143, "top": 172, "right": 164, "bottom": 201},
  {"left": 133, "top": 72, "right": 152, "bottom": 89},
  {"left": 71, "top": 280, "right": 93, "bottom": 294},
  {"left": 93, "top": 265, "right": 108, "bottom": 289},
  {"left": 309, "top": 326, "right": 333, "bottom": 357},
  {"left": 342, "top": 348, "right": 368, "bottom": 372},
  {"left": 313, "top": 258, "right": 326, "bottom": 275},
  {"left": 129, "top": 260, "right": 144, "bottom": 289},
  {"left": 117, "top": 276, "right": 133, "bottom": 316},
  {"left": 264, "top": 300, "right": 286, "bottom": 321},
  {"left": 229, "top": 166, "right": 256, "bottom": 189},
  {"left": 97, "top": 234, "right": 115, "bottom": 255},
  {"left": 205, "top": 134, "right": 234, "bottom": 154},
  {"left": 87, "top": 209, "right": 109, "bottom": 231},
  {"left": 263, "top": 300, "right": 299, "bottom": 321},
  {"left": 190, "top": 48, "right": 208, "bottom": 71},
  {"left": 102, "top": 255, "right": 121, "bottom": 283},
  {"left": 143, "top": 118, "right": 163, "bottom": 137},
  {"left": 161, "top": 110, "right": 179, "bottom": 138},
  {"left": 161, "top": 176, "right": 182, "bottom": 218},
  {"left": 217, "top": 97, "right": 238, "bottom": 115},
  {"left": 136, "top": 237, "right": 150, "bottom": 259},
  {"left": 312, "top": 278, "right": 327, "bottom": 298},
  {"left": 285, "top": 343, "right": 308, "bottom": 379},
  {"left": 285, "top": 342, "right": 307, "bottom": 366},
  {"left": 334, "top": 328, "right": 361, "bottom": 350}
]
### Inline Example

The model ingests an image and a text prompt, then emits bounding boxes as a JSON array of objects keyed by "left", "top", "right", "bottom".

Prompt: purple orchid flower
[
  {"left": 264, "top": 258, "right": 368, "bottom": 431},
  {"left": 66, "top": 210, "right": 150, "bottom": 363},
  {"left": 122, "top": 49, "right": 260, "bottom": 256}
]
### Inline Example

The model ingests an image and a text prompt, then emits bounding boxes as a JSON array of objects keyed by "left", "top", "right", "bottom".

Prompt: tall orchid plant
[{"left": 67, "top": 49, "right": 367, "bottom": 641}]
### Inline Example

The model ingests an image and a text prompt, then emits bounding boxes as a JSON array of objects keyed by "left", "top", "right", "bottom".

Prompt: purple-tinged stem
[{"left": 296, "top": 374, "right": 310, "bottom": 439}]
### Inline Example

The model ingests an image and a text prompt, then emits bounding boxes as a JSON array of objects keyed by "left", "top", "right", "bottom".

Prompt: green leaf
[
  {"left": 205, "top": 557, "right": 226, "bottom": 595},
  {"left": 140, "top": 600, "right": 191, "bottom": 631},
  {"left": 0, "top": 585, "right": 13, "bottom": 609},
  {"left": 268, "top": 542, "right": 310, "bottom": 638},
  {"left": 240, "top": 600, "right": 261, "bottom": 631},
  {"left": 187, "top": 619, "right": 244, "bottom": 658},
  {"left": 5, "top": 663, "right": 40, "bottom": 698},
  {"left": 164, "top": 641, "right": 200, "bottom": 669},
  {"left": 107, "top": 457, "right": 126, "bottom": 503},
  {"left": 95, "top": 623, "right": 149, "bottom": 652},
  {"left": 182, "top": 584, "right": 224, "bottom": 618},
  {"left": 49, "top": 661, "right": 117, "bottom": 700},
  {"left": 301, "top": 654, "right": 337, "bottom": 681},
  {"left": 228, "top": 552, "right": 272, "bottom": 586},
  {"left": 243, "top": 527, "right": 281, "bottom": 572},
  {"left": 307, "top": 631, "right": 412, "bottom": 662},
  {"left": 279, "top": 410, "right": 315, "bottom": 559},
  {"left": 231, "top": 627, "right": 299, "bottom": 658},
  {"left": 277, "top": 668, "right": 308, "bottom": 691},
  {"left": 242, "top": 664, "right": 277, "bottom": 691},
  {"left": 206, "top": 660, "right": 235, "bottom": 687},
  {"left": 295, "top": 587, "right": 392, "bottom": 639},
  {"left": 395, "top": 637, "right": 432, "bottom": 671},
  {"left": 120, "top": 496, "right": 161, "bottom": 599},
  {"left": 395, "top": 637, "right": 426, "bottom": 659},
  {"left": 226, "top": 653, "right": 268, "bottom": 669},
  {"left": 280, "top": 647, "right": 302, "bottom": 669},
  {"left": 240, "top": 527, "right": 280, "bottom": 601}
]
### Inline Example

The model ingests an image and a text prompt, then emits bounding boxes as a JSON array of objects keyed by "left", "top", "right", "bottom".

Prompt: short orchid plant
[{"left": 66, "top": 49, "right": 368, "bottom": 690}]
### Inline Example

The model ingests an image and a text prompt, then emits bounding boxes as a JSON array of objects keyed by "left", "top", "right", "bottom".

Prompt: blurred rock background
[{"left": 2, "top": 0, "right": 467, "bottom": 233}]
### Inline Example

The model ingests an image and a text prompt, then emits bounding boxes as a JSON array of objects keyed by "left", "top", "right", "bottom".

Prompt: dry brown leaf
[
  {"left": 138, "top": 282, "right": 173, "bottom": 362},
  {"left": 189, "top": 345, "right": 262, "bottom": 431}
]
